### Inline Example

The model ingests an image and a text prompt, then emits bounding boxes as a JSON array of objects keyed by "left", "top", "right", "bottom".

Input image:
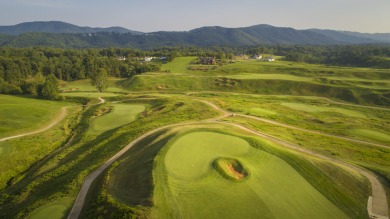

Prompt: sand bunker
[{"left": 213, "top": 158, "right": 249, "bottom": 182}]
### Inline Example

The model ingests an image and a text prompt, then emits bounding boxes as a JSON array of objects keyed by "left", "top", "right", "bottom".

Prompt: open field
[{"left": 0, "top": 95, "right": 70, "bottom": 138}]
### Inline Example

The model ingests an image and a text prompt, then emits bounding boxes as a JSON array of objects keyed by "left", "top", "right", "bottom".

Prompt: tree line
[
  {"left": 0, "top": 46, "right": 237, "bottom": 97},
  {"left": 0, "top": 47, "right": 165, "bottom": 96},
  {"left": 256, "top": 45, "right": 390, "bottom": 68}
]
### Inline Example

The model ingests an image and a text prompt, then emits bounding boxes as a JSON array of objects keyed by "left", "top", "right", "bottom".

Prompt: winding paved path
[{"left": 67, "top": 99, "right": 389, "bottom": 219}]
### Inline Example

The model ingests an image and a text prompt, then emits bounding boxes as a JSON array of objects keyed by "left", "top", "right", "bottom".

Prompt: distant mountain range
[
  {"left": 0, "top": 21, "right": 389, "bottom": 48},
  {"left": 0, "top": 21, "right": 142, "bottom": 35}
]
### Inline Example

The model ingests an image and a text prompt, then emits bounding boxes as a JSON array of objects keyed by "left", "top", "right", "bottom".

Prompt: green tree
[
  {"left": 39, "top": 74, "right": 59, "bottom": 100},
  {"left": 91, "top": 68, "right": 109, "bottom": 92}
]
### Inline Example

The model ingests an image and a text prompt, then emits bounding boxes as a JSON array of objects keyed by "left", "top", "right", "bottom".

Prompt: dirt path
[{"left": 68, "top": 98, "right": 389, "bottom": 219}]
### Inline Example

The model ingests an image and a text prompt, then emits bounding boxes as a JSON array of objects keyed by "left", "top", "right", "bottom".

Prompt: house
[
  {"left": 144, "top": 57, "right": 153, "bottom": 62},
  {"left": 250, "top": 54, "right": 262, "bottom": 60},
  {"left": 117, "top": 56, "right": 126, "bottom": 61},
  {"left": 199, "top": 57, "right": 216, "bottom": 65}
]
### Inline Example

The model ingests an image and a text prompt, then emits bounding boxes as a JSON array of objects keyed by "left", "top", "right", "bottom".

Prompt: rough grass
[
  {"left": 0, "top": 95, "right": 70, "bottom": 138},
  {"left": 228, "top": 73, "right": 312, "bottom": 81},
  {"left": 281, "top": 102, "right": 367, "bottom": 118},
  {"left": 152, "top": 131, "right": 348, "bottom": 219},
  {"left": 197, "top": 93, "right": 390, "bottom": 142}
]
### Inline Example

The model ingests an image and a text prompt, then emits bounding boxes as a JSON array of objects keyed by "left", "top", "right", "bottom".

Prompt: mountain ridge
[
  {"left": 0, "top": 21, "right": 142, "bottom": 35},
  {"left": 0, "top": 21, "right": 389, "bottom": 48}
]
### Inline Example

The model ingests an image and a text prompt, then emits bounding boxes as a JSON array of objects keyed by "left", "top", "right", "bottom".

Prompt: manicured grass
[
  {"left": 152, "top": 131, "right": 348, "bottom": 219},
  {"left": 281, "top": 102, "right": 367, "bottom": 118},
  {"left": 90, "top": 103, "right": 145, "bottom": 132},
  {"left": 351, "top": 129, "right": 390, "bottom": 144},
  {"left": 60, "top": 78, "right": 127, "bottom": 93},
  {"left": 161, "top": 57, "right": 197, "bottom": 73},
  {"left": 0, "top": 95, "right": 70, "bottom": 138},
  {"left": 27, "top": 197, "right": 73, "bottom": 219}
]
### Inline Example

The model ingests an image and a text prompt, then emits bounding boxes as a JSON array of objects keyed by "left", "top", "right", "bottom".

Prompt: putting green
[
  {"left": 27, "top": 197, "right": 73, "bottom": 219},
  {"left": 281, "top": 102, "right": 367, "bottom": 118},
  {"left": 152, "top": 131, "right": 348, "bottom": 219},
  {"left": 90, "top": 103, "right": 145, "bottom": 132}
]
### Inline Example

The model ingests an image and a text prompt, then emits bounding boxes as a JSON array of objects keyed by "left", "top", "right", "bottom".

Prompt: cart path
[
  {"left": 0, "top": 107, "right": 67, "bottom": 142},
  {"left": 200, "top": 100, "right": 389, "bottom": 149},
  {"left": 187, "top": 91, "right": 390, "bottom": 111},
  {"left": 0, "top": 97, "right": 105, "bottom": 143},
  {"left": 68, "top": 99, "right": 388, "bottom": 219}
]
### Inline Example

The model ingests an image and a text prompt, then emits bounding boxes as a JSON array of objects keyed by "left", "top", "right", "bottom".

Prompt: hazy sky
[{"left": 1, "top": 0, "right": 389, "bottom": 33}]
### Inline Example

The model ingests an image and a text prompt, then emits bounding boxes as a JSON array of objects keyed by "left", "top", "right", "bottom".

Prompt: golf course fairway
[{"left": 151, "top": 131, "right": 348, "bottom": 219}]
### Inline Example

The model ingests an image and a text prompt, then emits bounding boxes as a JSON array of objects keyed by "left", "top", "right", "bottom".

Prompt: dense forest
[
  {"left": 0, "top": 47, "right": 166, "bottom": 95},
  {"left": 1, "top": 45, "right": 390, "bottom": 96}
]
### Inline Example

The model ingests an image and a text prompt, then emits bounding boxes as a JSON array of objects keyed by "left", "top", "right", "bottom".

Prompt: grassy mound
[{"left": 213, "top": 157, "right": 249, "bottom": 181}]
